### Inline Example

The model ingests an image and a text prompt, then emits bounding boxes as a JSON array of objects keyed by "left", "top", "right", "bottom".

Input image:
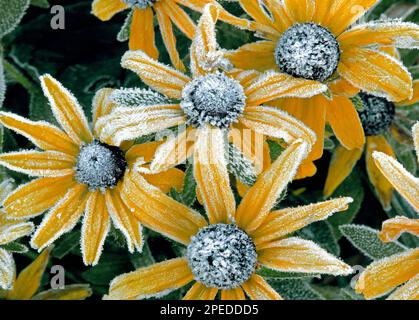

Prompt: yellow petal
[
  {"left": 81, "top": 191, "right": 110, "bottom": 266},
  {"left": 326, "top": 95, "right": 365, "bottom": 149},
  {"left": 355, "top": 249, "right": 419, "bottom": 299},
  {"left": 0, "top": 151, "right": 76, "bottom": 177},
  {"left": 221, "top": 287, "right": 246, "bottom": 300},
  {"left": 129, "top": 7, "right": 159, "bottom": 60},
  {"left": 105, "top": 258, "right": 194, "bottom": 300},
  {"left": 226, "top": 41, "right": 276, "bottom": 72},
  {"left": 91, "top": 0, "right": 128, "bottom": 21},
  {"left": 328, "top": 78, "right": 360, "bottom": 97},
  {"left": 379, "top": 216, "right": 419, "bottom": 243},
  {"left": 160, "top": 1, "right": 195, "bottom": 40},
  {"left": 0, "top": 112, "right": 79, "bottom": 156},
  {"left": 31, "top": 184, "right": 89, "bottom": 250},
  {"left": 338, "top": 48, "right": 413, "bottom": 102},
  {"left": 387, "top": 274, "right": 419, "bottom": 300},
  {"left": 95, "top": 104, "right": 186, "bottom": 146},
  {"left": 105, "top": 186, "right": 142, "bottom": 253},
  {"left": 238, "top": 0, "right": 277, "bottom": 29},
  {"left": 294, "top": 159, "right": 317, "bottom": 180},
  {"left": 241, "top": 274, "right": 282, "bottom": 300},
  {"left": 258, "top": 237, "right": 353, "bottom": 275},
  {"left": 143, "top": 168, "right": 185, "bottom": 193},
  {"left": 121, "top": 171, "right": 207, "bottom": 245},
  {"left": 251, "top": 197, "right": 353, "bottom": 248},
  {"left": 0, "top": 220, "right": 34, "bottom": 245},
  {"left": 0, "top": 248, "right": 14, "bottom": 290},
  {"left": 6, "top": 247, "right": 52, "bottom": 300},
  {"left": 235, "top": 140, "right": 309, "bottom": 233},
  {"left": 414, "top": 122, "right": 419, "bottom": 161},
  {"left": 194, "top": 126, "right": 235, "bottom": 224},
  {"left": 245, "top": 72, "right": 327, "bottom": 106},
  {"left": 3, "top": 175, "right": 75, "bottom": 219},
  {"left": 229, "top": 69, "right": 262, "bottom": 88},
  {"left": 396, "top": 80, "right": 419, "bottom": 107},
  {"left": 312, "top": 0, "right": 334, "bottom": 25},
  {"left": 183, "top": 282, "right": 218, "bottom": 300},
  {"left": 283, "top": 0, "right": 315, "bottom": 23},
  {"left": 366, "top": 136, "right": 395, "bottom": 210},
  {"left": 324, "top": 146, "right": 363, "bottom": 197},
  {"left": 125, "top": 141, "right": 162, "bottom": 164},
  {"left": 32, "top": 284, "right": 92, "bottom": 300},
  {"left": 264, "top": 0, "right": 293, "bottom": 33},
  {"left": 40, "top": 74, "right": 93, "bottom": 144},
  {"left": 92, "top": 88, "right": 115, "bottom": 128},
  {"left": 121, "top": 50, "right": 191, "bottom": 99}
]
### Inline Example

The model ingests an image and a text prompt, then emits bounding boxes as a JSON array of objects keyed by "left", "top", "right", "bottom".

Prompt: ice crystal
[
  {"left": 75, "top": 140, "right": 127, "bottom": 190},
  {"left": 358, "top": 93, "right": 395, "bottom": 136},
  {"left": 186, "top": 224, "right": 257, "bottom": 289},
  {"left": 180, "top": 72, "right": 245, "bottom": 128},
  {"left": 275, "top": 23, "right": 340, "bottom": 82},
  {"left": 122, "top": 0, "right": 157, "bottom": 9},
  {"left": 110, "top": 88, "right": 169, "bottom": 108}
]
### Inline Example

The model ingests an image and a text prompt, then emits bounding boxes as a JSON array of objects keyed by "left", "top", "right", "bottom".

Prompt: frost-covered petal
[
  {"left": 372, "top": 150, "right": 418, "bottom": 211},
  {"left": 81, "top": 191, "right": 110, "bottom": 266},
  {"left": 396, "top": 80, "right": 419, "bottom": 107},
  {"left": 251, "top": 197, "right": 353, "bottom": 247},
  {"left": 2, "top": 175, "right": 75, "bottom": 219},
  {"left": 96, "top": 104, "right": 186, "bottom": 146},
  {"left": 143, "top": 168, "right": 185, "bottom": 193},
  {"left": 282, "top": 0, "right": 315, "bottom": 23},
  {"left": 241, "top": 274, "right": 282, "bottom": 300},
  {"left": 0, "top": 112, "right": 79, "bottom": 156},
  {"left": 105, "top": 258, "right": 194, "bottom": 300},
  {"left": 0, "top": 248, "right": 14, "bottom": 290},
  {"left": 40, "top": 74, "right": 93, "bottom": 145},
  {"left": 338, "top": 48, "right": 413, "bottom": 102},
  {"left": 338, "top": 21, "right": 419, "bottom": 49},
  {"left": 238, "top": 0, "right": 277, "bottom": 30},
  {"left": 328, "top": 78, "right": 360, "bottom": 97},
  {"left": 226, "top": 41, "right": 276, "bottom": 72},
  {"left": 193, "top": 126, "right": 235, "bottom": 224},
  {"left": 229, "top": 69, "right": 262, "bottom": 88},
  {"left": 221, "top": 287, "right": 246, "bottom": 300},
  {"left": 240, "top": 106, "right": 316, "bottom": 151},
  {"left": 312, "top": 0, "right": 334, "bottom": 25},
  {"left": 121, "top": 171, "right": 207, "bottom": 245},
  {"left": 245, "top": 72, "right": 327, "bottom": 106},
  {"left": 414, "top": 122, "right": 419, "bottom": 160},
  {"left": 326, "top": 95, "right": 366, "bottom": 150},
  {"left": 379, "top": 216, "right": 419, "bottom": 243},
  {"left": 183, "top": 282, "right": 218, "bottom": 300},
  {"left": 91, "top": 0, "right": 128, "bottom": 21},
  {"left": 125, "top": 141, "right": 162, "bottom": 164},
  {"left": 0, "top": 150, "right": 76, "bottom": 177},
  {"left": 6, "top": 247, "right": 52, "bottom": 300},
  {"left": 160, "top": 1, "right": 195, "bottom": 40},
  {"left": 355, "top": 249, "right": 419, "bottom": 299},
  {"left": 121, "top": 50, "right": 191, "bottom": 99},
  {"left": 263, "top": 0, "right": 293, "bottom": 33},
  {"left": 92, "top": 88, "right": 115, "bottom": 128},
  {"left": 0, "top": 220, "right": 34, "bottom": 245},
  {"left": 32, "top": 284, "right": 92, "bottom": 300},
  {"left": 387, "top": 274, "right": 419, "bottom": 300},
  {"left": 235, "top": 140, "right": 309, "bottom": 233},
  {"left": 258, "top": 237, "right": 353, "bottom": 275},
  {"left": 31, "top": 184, "right": 89, "bottom": 251},
  {"left": 324, "top": 146, "right": 363, "bottom": 197},
  {"left": 105, "top": 186, "right": 143, "bottom": 253},
  {"left": 129, "top": 7, "right": 158, "bottom": 59}
]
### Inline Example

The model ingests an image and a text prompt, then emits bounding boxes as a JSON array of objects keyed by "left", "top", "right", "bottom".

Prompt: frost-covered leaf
[
  {"left": 181, "top": 163, "right": 197, "bottom": 206},
  {"left": 298, "top": 221, "right": 340, "bottom": 256},
  {"left": 267, "top": 139, "right": 284, "bottom": 161},
  {"left": 310, "top": 284, "right": 362, "bottom": 300},
  {"left": 269, "top": 279, "right": 324, "bottom": 300},
  {"left": 324, "top": 137, "right": 335, "bottom": 150},
  {"left": 228, "top": 143, "right": 257, "bottom": 186},
  {"left": 0, "top": 0, "right": 30, "bottom": 38},
  {"left": 31, "top": 0, "right": 49, "bottom": 8},
  {"left": 130, "top": 242, "right": 154, "bottom": 269},
  {"left": 340, "top": 224, "right": 406, "bottom": 260},
  {"left": 110, "top": 88, "right": 169, "bottom": 108},
  {"left": 256, "top": 267, "right": 318, "bottom": 279},
  {"left": 0, "top": 58, "right": 5, "bottom": 108},
  {"left": 383, "top": 2, "right": 419, "bottom": 20},
  {"left": 52, "top": 230, "right": 81, "bottom": 259},
  {"left": 117, "top": 10, "right": 132, "bottom": 42},
  {"left": 0, "top": 241, "right": 28, "bottom": 253}
]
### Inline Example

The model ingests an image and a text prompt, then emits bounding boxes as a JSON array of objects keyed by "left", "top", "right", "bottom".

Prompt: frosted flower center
[
  {"left": 75, "top": 140, "right": 127, "bottom": 190},
  {"left": 358, "top": 93, "right": 396, "bottom": 136},
  {"left": 122, "top": 0, "right": 157, "bottom": 8},
  {"left": 186, "top": 224, "right": 257, "bottom": 289},
  {"left": 275, "top": 23, "right": 340, "bottom": 82},
  {"left": 181, "top": 72, "right": 246, "bottom": 128}
]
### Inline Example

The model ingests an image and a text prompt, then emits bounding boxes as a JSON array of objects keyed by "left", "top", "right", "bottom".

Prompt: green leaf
[
  {"left": 350, "top": 95, "right": 364, "bottom": 111},
  {"left": 0, "top": 0, "right": 30, "bottom": 38},
  {"left": 256, "top": 267, "right": 318, "bottom": 279},
  {"left": 1, "top": 241, "right": 28, "bottom": 253},
  {"left": 117, "top": 10, "right": 132, "bottom": 42},
  {"left": 130, "top": 242, "right": 155, "bottom": 269},
  {"left": 298, "top": 221, "right": 340, "bottom": 256},
  {"left": 228, "top": 143, "right": 256, "bottom": 186},
  {"left": 269, "top": 279, "right": 324, "bottom": 300},
  {"left": 267, "top": 139, "right": 284, "bottom": 161},
  {"left": 52, "top": 230, "right": 81, "bottom": 259},
  {"left": 181, "top": 163, "right": 197, "bottom": 206},
  {"left": 340, "top": 224, "right": 406, "bottom": 260},
  {"left": 30, "top": 0, "right": 49, "bottom": 8},
  {"left": 0, "top": 59, "right": 4, "bottom": 108}
]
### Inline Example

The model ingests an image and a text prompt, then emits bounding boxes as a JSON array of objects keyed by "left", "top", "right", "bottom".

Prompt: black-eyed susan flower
[
  {"left": 324, "top": 78, "right": 419, "bottom": 209},
  {"left": 1, "top": 246, "right": 92, "bottom": 300},
  {"left": 226, "top": 0, "right": 419, "bottom": 176},
  {"left": 0, "top": 179, "right": 34, "bottom": 290},
  {"left": 105, "top": 140, "right": 353, "bottom": 300},
  {"left": 0, "top": 75, "right": 185, "bottom": 266},
  {"left": 91, "top": 0, "right": 250, "bottom": 71},
  {"left": 96, "top": 4, "right": 326, "bottom": 187}
]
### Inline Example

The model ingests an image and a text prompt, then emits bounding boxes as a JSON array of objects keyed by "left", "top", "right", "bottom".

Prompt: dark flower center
[
  {"left": 181, "top": 72, "right": 246, "bottom": 129},
  {"left": 75, "top": 140, "right": 127, "bottom": 190},
  {"left": 186, "top": 224, "right": 257, "bottom": 289},
  {"left": 122, "top": 0, "right": 157, "bottom": 9},
  {"left": 275, "top": 23, "right": 340, "bottom": 82},
  {"left": 358, "top": 93, "right": 396, "bottom": 136}
]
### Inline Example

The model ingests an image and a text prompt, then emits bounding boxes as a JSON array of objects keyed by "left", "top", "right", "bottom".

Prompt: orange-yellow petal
[
  {"left": 379, "top": 217, "right": 419, "bottom": 243},
  {"left": 129, "top": 7, "right": 159, "bottom": 59},
  {"left": 221, "top": 287, "right": 246, "bottom": 300},
  {"left": 32, "top": 284, "right": 92, "bottom": 300},
  {"left": 143, "top": 168, "right": 185, "bottom": 193},
  {"left": 387, "top": 274, "right": 419, "bottom": 300},
  {"left": 328, "top": 78, "right": 360, "bottom": 97},
  {"left": 283, "top": 0, "right": 315, "bottom": 23},
  {"left": 0, "top": 248, "right": 14, "bottom": 290},
  {"left": 241, "top": 274, "right": 282, "bottom": 300},
  {"left": 92, "top": 88, "right": 115, "bottom": 128},
  {"left": 92, "top": 0, "right": 128, "bottom": 21},
  {"left": 125, "top": 141, "right": 163, "bottom": 165},
  {"left": 160, "top": 1, "right": 196, "bottom": 40},
  {"left": 396, "top": 80, "right": 419, "bottom": 107},
  {"left": 183, "top": 282, "right": 218, "bottom": 300},
  {"left": 226, "top": 41, "right": 276, "bottom": 72}
]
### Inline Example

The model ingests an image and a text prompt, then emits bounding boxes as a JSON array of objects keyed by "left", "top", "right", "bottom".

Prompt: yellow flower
[
  {"left": 0, "top": 76, "right": 184, "bottom": 266},
  {"left": 226, "top": 0, "right": 419, "bottom": 174},
  {"left": 96, "top": 4, "right": 325, "bottom": 191},
  {"left": 1, "top": 246, "right": 92, "bottom": 300},
  {"left": 91, "top": 0, "right": 250, "bottom": 71},
  {"left": 105, "top": 140, "right": 353, "bottom": 300},
  {"left": 324, "top": 80, "right": 419, "bottom": 209},
  {"left": 0, "top": 179, "right": 34, "bottom": 290}
]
